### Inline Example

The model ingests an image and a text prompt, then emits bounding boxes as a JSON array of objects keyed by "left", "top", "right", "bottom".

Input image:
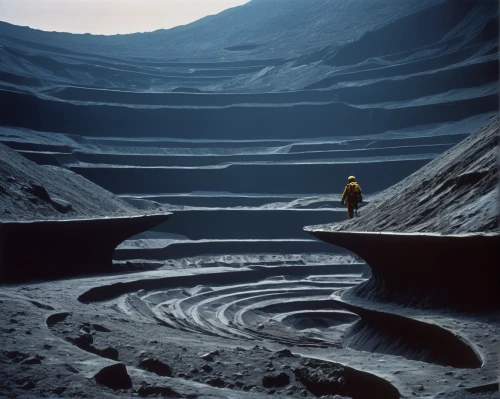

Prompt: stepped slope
[{"left": 0, "top": 0, "right": 497, "bottom": 263}]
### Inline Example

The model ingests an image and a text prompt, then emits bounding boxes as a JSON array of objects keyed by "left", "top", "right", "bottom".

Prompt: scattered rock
[
  {"left": 43, "top": 344, "right": 53, "bottom": 350},
  {"left": 20, "top": 356, "right": 41, "bottom": 365},
  {"left": 94, "top": 346, "right": 119, "bottom": 361},
  {"left": 68, "top": 333, "right": 93, "bottom": 348},
  {"left": 262, "top": 372, "right": 290, "bottom": 388},
  {"left": 206, "top": 377, "right": 225, "bottom": 388},
  {"left": 137, "top": 386, "right": 182, "bottom": 398},
  {"left": 94, "top": 363, "right": 132, "bottom": 390},
  {"left": 80, "top": 325, "right": 92, "bottom": 334},
  {"left": 21, "top": 381, "right": 35, "bottom": 390},
  {"left": 46, "top": 312, "right": 71, "bottom": 327},
  {"left": 52, "top": 387, "right": 66, "bottom": 395},
  {"left": 201, "top": 364, "right": 213, "bottom": 373},
  {"left": 200, "top": 353, "right": 214, "bottom": 362},
  {"left": 51, "top": 197, "right": 72, "bottom": 213},
  {"left": 31, "top": 300, "right": 56, "bottom": 312},
  {"left": 6, "top": 176, "right": 16, "bottom": 183},
  {"left": 276, "top": 349, "right": 296, "bottom": 358},
  {"left": 138, "top": 358, "right": 172, "bottom": 377},
  {"left": 92, "top": 324, "right": 111, "bottom": 333},
  {"left": 294, "top": 365, "right": 345, "bottom": 398},
  {"left": 3, "top": 350, "right": 29, "bottom": 363},
  {"left": 64, "top": 364, "right": 79, "bottom": 374},
  {"left": 28, "top": 184, "right": 52, "bottom": 202}
]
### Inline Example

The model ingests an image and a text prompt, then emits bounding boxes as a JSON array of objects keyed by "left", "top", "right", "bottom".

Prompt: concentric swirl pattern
[{"left": 116, "top": 271, "right": 363, "bottom": 347}]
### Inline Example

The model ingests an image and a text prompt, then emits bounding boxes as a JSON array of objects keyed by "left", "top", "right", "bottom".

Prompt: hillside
[
  {"left": 0, "top": 143, "right": 139, "bottom": 221},
  {"left": 310, "top": 117, "right": 499, "bottom": 234}
]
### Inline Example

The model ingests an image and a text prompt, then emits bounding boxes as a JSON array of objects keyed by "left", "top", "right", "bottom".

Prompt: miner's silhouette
[{"left": 341, "top": 176, "right": 362, "bottom": 218}]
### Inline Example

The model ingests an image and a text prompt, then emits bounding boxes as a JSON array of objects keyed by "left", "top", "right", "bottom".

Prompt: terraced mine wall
[{"left": 0, "top": 0, "right": 497, "bottom": 263}]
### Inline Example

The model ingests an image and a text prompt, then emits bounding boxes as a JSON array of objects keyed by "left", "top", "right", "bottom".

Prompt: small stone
[
  {"left": 46, "top": 312, "right": 71, "bottom": 327},
  {"left": 232, "top": 372, "right": 243, "bottom": 378},
  {"left": 21, "top": 381, "right": 35, "bottom": 390},
  {"left": 20, "top": 356, "right": 41, "bottom": 365},
  {"left": 262, "top": 372, "right": 290, "bottom": 388},
  {"left": 52, "top": 387, "right": 66, "bottom": 395},
  {"left": 190, "top": 368, "right": 199, "bottom": 374},
  {"left": 200, "top": 353, "right": 214, "bottom": 362},
  {"left": 79, "top": 325, "right": 91, "bottom": 334},
  {"left": 275, "top": 349, "right": 295, "bottom": 358},
  {"left": 137, "top": 386, "right": 181, "bottom": 398},
  {"left": 418, "top": 385, "right": 425, "bottom": 391},
  {"left": 95, "top": 346, "right": 119, "bottom": 361},
  {"left": 71, "top": 333, "right": 93, "bottom": 348},
  {"left": 138, "top": 358, "right": 172, "bottom": 377},
  {"left": 51, "top": 197, "right": 72, "bottom": 214},
  {"left": 206, "top": 377, "right": 225, "bottom": 388},
  {"left": 92, "top": 324, "right": 111, "bottom": 333},
  {"left": 94, "top": 363, "right": 132, "bottom": 390},
  {"left": 202, "top": 364, "right": 213, "bottom": 373}
]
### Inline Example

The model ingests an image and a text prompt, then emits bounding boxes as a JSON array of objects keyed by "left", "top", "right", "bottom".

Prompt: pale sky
[{"left": 0, "top": 0, "right": 250, "bottom": 35}]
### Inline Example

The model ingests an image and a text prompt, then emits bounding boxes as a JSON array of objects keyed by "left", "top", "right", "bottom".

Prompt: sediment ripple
[{"left": 102, "top": 269, "right": 363, "bottom": 348}]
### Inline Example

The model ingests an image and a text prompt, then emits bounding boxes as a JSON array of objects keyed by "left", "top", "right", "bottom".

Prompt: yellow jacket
[{"left": 341, "top": 182, "right": 362, "bottom": 203}]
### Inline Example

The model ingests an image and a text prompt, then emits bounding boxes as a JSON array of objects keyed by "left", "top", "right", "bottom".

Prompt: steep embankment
[
  {"left": 316, "top": 117, "right": 499, "bottom": 234},
  {"left": 0, "top": 143, "right": 138, "bottom": 221}
]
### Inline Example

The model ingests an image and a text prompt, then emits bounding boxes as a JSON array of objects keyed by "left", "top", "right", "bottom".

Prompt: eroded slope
[
  {"left": 0, "top": 143, "right": 139, "bottom": 221},
  {"left": 313, "top": 117, "right": 499, "bottom": 234}
]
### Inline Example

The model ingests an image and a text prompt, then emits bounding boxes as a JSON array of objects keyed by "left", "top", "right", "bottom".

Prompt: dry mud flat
[{"left": 0, "top": 258, "right": 499, "bottom": 399}]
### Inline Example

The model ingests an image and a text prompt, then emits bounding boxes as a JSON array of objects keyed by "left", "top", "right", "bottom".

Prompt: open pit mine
[{"left": 0, "top": 0, "right": 498, "bottom": 398}]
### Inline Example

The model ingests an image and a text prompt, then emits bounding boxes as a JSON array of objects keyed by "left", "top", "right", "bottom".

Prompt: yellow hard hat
[{"left": 348, "top": 176, "right": 356, "bottom": 181}]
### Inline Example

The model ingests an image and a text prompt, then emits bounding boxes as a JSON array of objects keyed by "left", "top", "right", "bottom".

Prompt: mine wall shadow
[
  {"left": 0, "top": 214, "right": 169, "bottom": 282},
  {"left": 336, "top": 299, "right": 482, "bottom": 369},
  {"left": 308, "top": 231, "right": 500, "bottom": 312}
]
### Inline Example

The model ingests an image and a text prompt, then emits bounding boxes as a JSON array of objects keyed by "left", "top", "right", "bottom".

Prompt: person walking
[{"left": 341, "top": 176, "right": 362, "bottom": 219}]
